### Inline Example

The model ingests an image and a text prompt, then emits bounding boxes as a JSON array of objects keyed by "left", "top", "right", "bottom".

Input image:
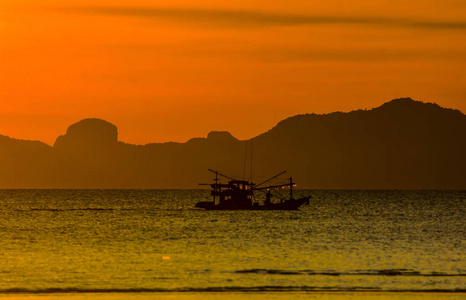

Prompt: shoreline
[{"left": 0, "top": 291, "right": 465, "bottom": 300}]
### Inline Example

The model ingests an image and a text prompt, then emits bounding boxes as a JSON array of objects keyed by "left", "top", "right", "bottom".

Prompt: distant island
[{"left": 1, "top": 98, "right": 465, "bottom": 189}]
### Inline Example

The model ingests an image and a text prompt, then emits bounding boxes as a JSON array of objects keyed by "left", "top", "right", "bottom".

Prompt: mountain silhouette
[
  {"left": 0, "top": 98, "right": 465, "bottom": 189},
  {"left": 54, "top": 118, "right": 118, "bottom": 151}
]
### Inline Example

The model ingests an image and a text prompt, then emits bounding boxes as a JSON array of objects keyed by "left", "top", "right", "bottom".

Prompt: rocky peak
[
  {"left": 54, "top": 118, "right": 118, "bottom": 150},
  {"left": 206, "top": 131, "right": 238, "bottom": 142}
]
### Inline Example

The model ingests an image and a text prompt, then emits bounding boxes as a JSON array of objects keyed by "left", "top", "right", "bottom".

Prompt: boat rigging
[{"left": 196, "top": 169, "right": 310, "bottom": 210}]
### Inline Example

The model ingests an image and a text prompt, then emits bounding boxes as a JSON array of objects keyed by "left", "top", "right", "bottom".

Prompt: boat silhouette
[{"left": 196, "top": 169, "right": 310, "bottom": 210}]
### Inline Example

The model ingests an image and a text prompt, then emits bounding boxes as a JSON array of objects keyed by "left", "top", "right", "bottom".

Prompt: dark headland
[{"left": 1, "top": 98, "right": 465, "bottom": 189}]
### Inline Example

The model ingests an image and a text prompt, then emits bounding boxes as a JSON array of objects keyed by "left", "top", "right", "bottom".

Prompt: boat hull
[{"left": 195, "top": 196, "right": 310, "bottom": 210}]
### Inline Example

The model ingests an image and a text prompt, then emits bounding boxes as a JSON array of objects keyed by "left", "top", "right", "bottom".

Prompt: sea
[{"left": 0, "top": 190, "right": 464, "bottom": 299}]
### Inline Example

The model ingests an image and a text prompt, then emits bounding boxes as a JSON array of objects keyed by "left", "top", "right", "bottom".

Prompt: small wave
[
  {"left": 235, "top": 269, "right": 302, "bottom": 275},
  {"left": 1, "top": 286, "right": 465, "bottom": 294},
  {"left": 233, "top": 269, "right": 466, "bottom": 277},
  {"left": 14, "top": 208, "right": 134, "bottom": 212}
]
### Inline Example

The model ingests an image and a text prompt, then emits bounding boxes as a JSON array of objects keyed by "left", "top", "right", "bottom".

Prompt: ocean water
[{"left": 0, "top": 190, "right": 464, "bottom": 295}]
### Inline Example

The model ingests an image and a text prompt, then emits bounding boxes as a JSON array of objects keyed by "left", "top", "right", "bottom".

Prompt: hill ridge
[{"left": 0, "top": 97, "right": 464, "bottom": 189}]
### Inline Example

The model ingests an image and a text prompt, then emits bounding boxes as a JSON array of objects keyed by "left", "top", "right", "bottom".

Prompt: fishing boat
[{"left": 195, "top": 169, "right": 310, "bottom": 210}]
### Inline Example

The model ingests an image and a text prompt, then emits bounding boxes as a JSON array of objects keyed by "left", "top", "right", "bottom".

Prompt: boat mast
[
  {"left": 213, "top": 171, "right": 218, "bottom": 204},
  {"left": 242, "top": 142, "right": 247, "bottom": 181},
  {"left": 250, "top": 141, "right": 253, "bottom": 184},
  {"left": 290, "top": 177, "right": 293, "bottom": 199},
  {"left": 208, "top": 169, "right": 235, "bottom": 204}
]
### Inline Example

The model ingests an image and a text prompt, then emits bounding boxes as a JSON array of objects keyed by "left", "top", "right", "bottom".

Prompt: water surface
[{"left": 0, "top": 190, "right": 464, "bottom": 294}]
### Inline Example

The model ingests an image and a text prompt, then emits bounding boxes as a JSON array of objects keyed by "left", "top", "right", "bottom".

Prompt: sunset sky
[{"left": 1, "top": 0, "right": 465, "bottom": 145}]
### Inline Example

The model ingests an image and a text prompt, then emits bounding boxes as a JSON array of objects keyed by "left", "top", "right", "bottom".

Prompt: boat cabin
[{"left": 211, "top": 180, "right": 254, "bottom": 208}]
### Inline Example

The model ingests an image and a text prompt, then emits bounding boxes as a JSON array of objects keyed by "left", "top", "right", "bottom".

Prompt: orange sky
[{"left": 1, "top": 0, "right": 465, "bottom": 145}]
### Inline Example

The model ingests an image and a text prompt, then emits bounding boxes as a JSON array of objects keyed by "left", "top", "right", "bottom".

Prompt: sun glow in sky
[{"left": 1, "top": 0, "right": 465, "bottom": 145}]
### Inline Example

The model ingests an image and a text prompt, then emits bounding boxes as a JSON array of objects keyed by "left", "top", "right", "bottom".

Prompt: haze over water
[{"left": 1, "top": 189, "right": 464, "bottom": 296}]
